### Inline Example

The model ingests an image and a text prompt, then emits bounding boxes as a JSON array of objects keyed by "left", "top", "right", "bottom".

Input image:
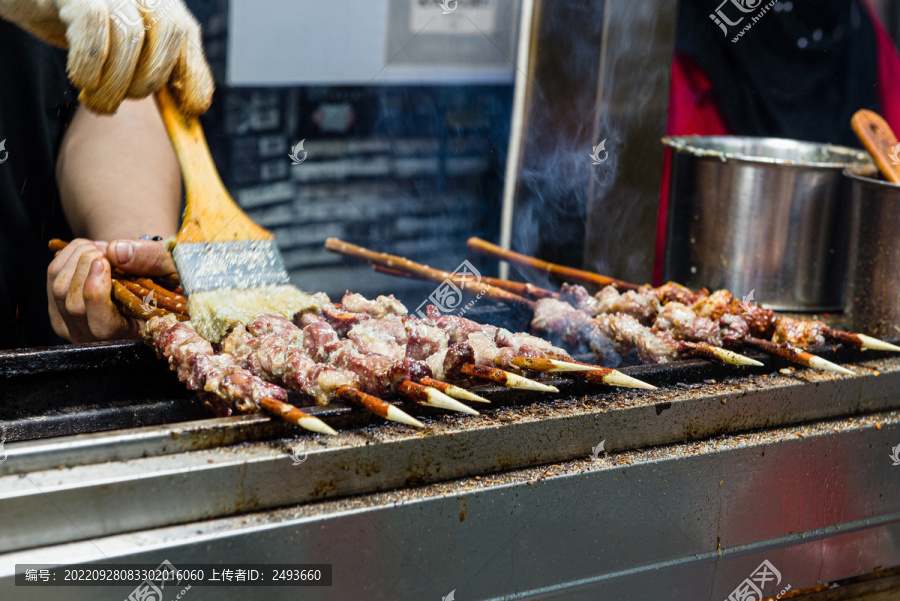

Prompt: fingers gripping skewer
[
  {"left": 461, "top": 364, "right": 559, "bottom": 392},
  {"left": 336, "top": 386, "right": 425, "bottom": 429},
  {"left": 259, "top": 397, "right": 338, "bottom": 436},
  {"left": 398, "top": 380, "right": 480, "bottom": 416},
  {"left": 419, "top": 377, "right": 490, "bottom": 404},
  {"left": 51, "top": 239, "right": 190, "bottom": 320}
]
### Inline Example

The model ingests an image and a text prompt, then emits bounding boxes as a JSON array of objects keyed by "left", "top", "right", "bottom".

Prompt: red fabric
[
  {"left": 653, "top": 21, "right": 900, "bottom": 286},
  {"left": 652, "top": 52, "right": 731, "bottom": 286},
  {"left": 870, "top": 7, "right": 900, "bottom": 134}
]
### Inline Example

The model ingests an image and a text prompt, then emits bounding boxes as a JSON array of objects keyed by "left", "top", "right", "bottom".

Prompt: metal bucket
[
  {"left": 843, "top": 165, "right": 900, "bottom": 338},
  {"left": 662, "top": 136, "right": 873, "bottom": 311}
]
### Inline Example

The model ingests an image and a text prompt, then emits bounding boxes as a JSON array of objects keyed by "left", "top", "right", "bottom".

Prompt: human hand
[
  {"left": 47, "top": 238, "right": 177, "bottom": 343},
  {"left": 0, "top": 0, "right": 214, "bottom": 115}
]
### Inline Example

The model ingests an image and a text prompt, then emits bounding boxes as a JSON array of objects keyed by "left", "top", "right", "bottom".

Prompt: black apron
[{"left": 0, "top": 19, "right": 78, "bottom": 349}]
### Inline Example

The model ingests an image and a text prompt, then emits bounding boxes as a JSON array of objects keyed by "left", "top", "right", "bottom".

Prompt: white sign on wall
[{"left": 228, "top": 0, "right": 518, "bottom": 86}]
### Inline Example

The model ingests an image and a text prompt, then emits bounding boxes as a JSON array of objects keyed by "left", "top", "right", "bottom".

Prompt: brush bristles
[{"left": 188, "top": 285, "right": 322, "bottom": 342}]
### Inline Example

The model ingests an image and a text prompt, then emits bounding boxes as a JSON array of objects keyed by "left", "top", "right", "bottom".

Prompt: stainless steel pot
[
  {"left": 662, "top": 136, "right": 872, "bottom": 311},
  {"left": 843, "top": 165, "right": 900, "bottom": 338}
]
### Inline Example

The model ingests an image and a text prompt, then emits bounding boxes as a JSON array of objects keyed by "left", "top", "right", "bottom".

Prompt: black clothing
[
  {"left": 0, "top": 20, "right": 78, "bottom": 349},
  {"left": 677, "top": 0, "right": 880, "bottom": 147}
]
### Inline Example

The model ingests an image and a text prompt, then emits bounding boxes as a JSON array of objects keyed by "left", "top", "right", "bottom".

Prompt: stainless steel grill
[{"left": 2, "top": 334, "right": 899, "bottom": 599}]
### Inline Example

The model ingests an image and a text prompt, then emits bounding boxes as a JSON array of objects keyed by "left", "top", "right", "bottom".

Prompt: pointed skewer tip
[
  {"left": 441, "top": 384, "right": 491, "bottom": 404},
  {"left": 296, "top": 417, "right": 338, "bottom": 436},
  {"left": 807, "top": 356, "right": 856, "bottom": 376},
  {"left": 511, "top": 357, "right": 597, "bottom": 372},
  {"left": 603, "top": 370, "right": 658, "bottom": 390},
  {"left": 385, "top": 405, "right": 425, "bottom": 429},
  {"left": 710, "top": 347, "right": 765, "bottom": 367},
  {"left": 421, "top": 387, "right": 480, "bottom": 416},
  {"left": 506, "top": 372, "right": 559, "bottom": 393},
  {"left": 857, "top": 334, "right": 900, "bottom": 353}
]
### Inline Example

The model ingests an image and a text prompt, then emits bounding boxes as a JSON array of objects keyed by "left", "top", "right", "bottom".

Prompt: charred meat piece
[
  {"left": 565, "top": 283, "right": 659, "bottom": 326},
  {"left": 143, "top": 315, "right": 287, "bottom": 415},
  {"left": 406, "top": 321, "right": 449, "bottom": 361},
  {"left": 773, "top": 316, "right": 827, "bottom": 347},
  {"left": 346, "top": 314, "right": 409, "bottom": 360},
  {"left": 532, "top": 298, "right": 620, "bottom": 365},
  {"left": 321, "top": 302, "right": 371, "bottom": 336},
  {"left": 342, "top": 292, "right": 408, "bottom": 318},
  {"left": 593, "top": 313, "right": 681, "bottom": 364},
  {"left": 653, "top": 282, "right": 709, "bottom": 306},
  {"left": 654, "top": 302, "right": 722, "bottom": 346}
]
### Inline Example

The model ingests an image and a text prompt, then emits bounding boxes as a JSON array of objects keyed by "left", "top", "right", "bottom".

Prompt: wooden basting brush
[{"left": 156, "top": 89, "right": 319, "bottom": 342}]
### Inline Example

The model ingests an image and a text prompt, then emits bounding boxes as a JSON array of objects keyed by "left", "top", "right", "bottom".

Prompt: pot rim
[
  {"left": 843, "top": 164, "right": 900, "bottom": 189},
  {"left": 662, "top": 135, "right": 873, "bottom": 169}
]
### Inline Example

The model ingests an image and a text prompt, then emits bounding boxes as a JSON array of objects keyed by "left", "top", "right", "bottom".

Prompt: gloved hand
[{"left": 0, "top": 0, "right": 214, "bottom": 115}]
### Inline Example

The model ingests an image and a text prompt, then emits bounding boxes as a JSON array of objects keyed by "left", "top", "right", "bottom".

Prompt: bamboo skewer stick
[
  {"left": 117, "top": 279, "right": 189, "bottom": 316},
  {"left": 372, "top": 264, "right": 558, "bottom": 300},
  {"left": 466, "top": 252, "right": 897, "bottom": 371},
  {"left": 681, "top": 342, "right": 764, "bottom": 367},
  {"left": 420, "top": 376, "right": 490, "bottom": 404},
  {"left": 460, "top": 364, "right": 559, "bottom": 392},
  {"left": 397, "top": 380, "right": 480, "bottom": 416},
  {"left": 111, "top": 280, "right": 180, "bottom": 320},
  {"left": 370, "top": 250, "right": 764, "bottom": 372},
  {"left": 259, "top": 397, "right": 338, "bottom": 436},
  {"left": 466, "top": 237, "right": 639, "bottom": 291},
  {"left": 133, "top": 277, "right": 185, "bottom": 304},
  {"left": 468, "top": 241, "right": 900, "bottom": 358},
  {"left": 510, "top": 357, "right": 597, "bottom": 372},
  {"left": 823, "top": 328, "right": 900, "bottom": 352},
  {"left": 336, "top": 385, "right": 425, "bottom": 428},
  {"left": 525, "top": 357, "right": 658, "bottom": 390},
  {"left": 745, "top": 338, "right": 855, "bottom": 376},
  {"left": 324, "top": 238, "right": 534, "bottom": 309}
]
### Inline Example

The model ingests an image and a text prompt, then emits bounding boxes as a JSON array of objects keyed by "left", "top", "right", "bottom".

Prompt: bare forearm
[{"left": 56, "top": 97, "right": 181, "bottom": 240}]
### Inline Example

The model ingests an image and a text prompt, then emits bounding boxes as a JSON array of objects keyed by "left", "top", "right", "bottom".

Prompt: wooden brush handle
[
  {"left": 155, "top": 88, "right": 273, "bottom": 243},
  {"left": 851, "top": 109, "right": 900, "bottom": 184}
]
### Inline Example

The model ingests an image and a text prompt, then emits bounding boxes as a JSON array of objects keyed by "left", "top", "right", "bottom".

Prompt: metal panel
[
  {"left": 502, "top": 0, "right": 675, "bottom": 284},
  {"left": 1, "top": 410, "right": 898, "bottom": 600}
]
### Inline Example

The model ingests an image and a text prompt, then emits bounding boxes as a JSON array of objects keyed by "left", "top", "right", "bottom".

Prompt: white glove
[{"left": 0, "top": 0, "right": 214, "bottom": 115}]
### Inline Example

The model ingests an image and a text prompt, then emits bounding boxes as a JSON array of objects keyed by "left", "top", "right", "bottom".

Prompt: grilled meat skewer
[
  {"left": 323, "top": 292, "right": 654, "bottom": 391},
  {"left": 560, "top": 284, "right": 852, "bottom": 374},
  {"left": 143, "top": 315, "right": 336, "bottom": 435},
  {"left": 222, "top": 315, "right": 430, "bottom": 426}
]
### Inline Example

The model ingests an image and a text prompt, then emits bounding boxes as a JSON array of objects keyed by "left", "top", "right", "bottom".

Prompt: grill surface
[{"left": 2, "top": 329, "right": 899, "bottom": 552}]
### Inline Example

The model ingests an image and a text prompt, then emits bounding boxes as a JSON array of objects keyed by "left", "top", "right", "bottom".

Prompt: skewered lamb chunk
[
  {"left": 144, "top": 314, "right": 287, "bottom": 416},
  {"left": 564, "top": 283, "right": 752, "bottom": 349},
  {"left": 229, "top": 313, "right": 432, "bottom": 398}
]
